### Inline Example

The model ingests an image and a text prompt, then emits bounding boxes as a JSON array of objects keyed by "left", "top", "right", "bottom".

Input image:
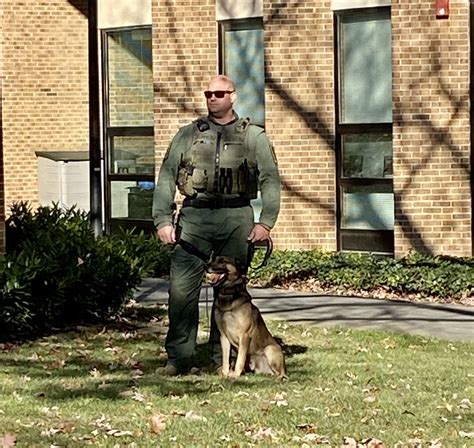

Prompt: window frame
[
  {"left": 218, "top": 17, "right": 266, "bottom": 126},
  {"left": 334, "top": 7, "right": 394, "bottom": 255},
  {"left": 101, "top": 25, "right": 155, "bottom": 234}
]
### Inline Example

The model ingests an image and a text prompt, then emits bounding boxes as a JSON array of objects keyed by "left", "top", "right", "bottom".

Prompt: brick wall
[
  {"left": 152, "top": 0, "right": 217, "bottom": 155},
  {"left": 263, "top": 1, "right": 336, "bottom": 250},
  {"left": 1, "top": 1, "right": 471, "bottom": 256},
  {"left": 2, "top": 0, "right": 89, "bottom": 214},
  {"left": 152, "top": 0, "right": 472, "bottom": 256},
  {"left": 392, "top": 0, "right": 471, "bottom": 256},
  {"left": 152, "top": 0, "right": 337, "bottom": 251}
]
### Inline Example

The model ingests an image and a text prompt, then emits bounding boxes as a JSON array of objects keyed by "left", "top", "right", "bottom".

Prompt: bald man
[{"left": 153, "top": 75, "right": 281, "bottom": 375}]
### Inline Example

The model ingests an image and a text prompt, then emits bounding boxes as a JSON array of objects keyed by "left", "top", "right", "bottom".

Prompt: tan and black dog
[{"left": 207, "top": 256, "right": 287, "bottom": 379}]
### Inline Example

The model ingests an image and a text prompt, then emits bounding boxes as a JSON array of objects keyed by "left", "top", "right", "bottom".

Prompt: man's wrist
[
  {"left": 257, "top": 222, "right": 272, "bottom": 231},
  {"left": 155, "top": 221, "right": 173, "bottom": 231}
]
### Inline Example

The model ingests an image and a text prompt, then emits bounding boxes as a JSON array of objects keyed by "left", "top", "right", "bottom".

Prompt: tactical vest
[{"left": 177, "top": 117, "right": 259, "bottom": 199}]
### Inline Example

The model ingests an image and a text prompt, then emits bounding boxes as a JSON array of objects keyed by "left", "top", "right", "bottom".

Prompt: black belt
[{"left": 182, "top": 197, "right": 250, "bottom": 209}]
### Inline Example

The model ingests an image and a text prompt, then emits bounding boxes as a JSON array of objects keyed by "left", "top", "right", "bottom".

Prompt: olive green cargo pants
[{"left": 166, "top": 205, "right": 254, "bottom": 370}]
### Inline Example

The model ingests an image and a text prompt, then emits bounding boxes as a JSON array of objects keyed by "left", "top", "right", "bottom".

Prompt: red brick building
[{"left": 0, "top": 0, "right": 472, "bottom": 257}]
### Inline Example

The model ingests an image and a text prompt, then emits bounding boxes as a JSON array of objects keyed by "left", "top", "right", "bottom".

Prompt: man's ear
[{"left": 230, "top": 91, "right": 237, "bottom": 105}]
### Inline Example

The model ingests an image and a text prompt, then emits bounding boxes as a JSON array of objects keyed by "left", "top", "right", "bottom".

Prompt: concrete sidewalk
[{"left": 134, "top": 278, "right": 474, "bottom": 342}]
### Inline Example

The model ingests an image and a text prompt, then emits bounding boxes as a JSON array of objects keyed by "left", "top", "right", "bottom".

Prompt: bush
[
  {"left": 247, "top": 248, "right": 473, "bottom": 300},
  {"left": 1, "top": 201, "right": 472, "bottom": 341},
  {"left": 0, "top": 202, "right": 165, "bottom": 341}
]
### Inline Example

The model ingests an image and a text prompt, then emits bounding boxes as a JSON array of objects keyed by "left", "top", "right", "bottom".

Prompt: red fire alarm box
[{"left": 435, "top": 0, "right": 449, "bottom": 19}]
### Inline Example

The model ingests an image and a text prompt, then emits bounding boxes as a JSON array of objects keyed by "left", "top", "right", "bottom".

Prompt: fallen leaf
[
  {"left": 131, "top": 391, "right": 145, "bottom": 402},
  {"left": 246, "top": 426, "right": 277, "bottom": 441},
  {"left": 302, "top": 433, "right": 330, "bottom": 443},
  {"left": 51, "top": 359, "right": 65, "bottom": 369},
  {"left": 296, "top": 423, "right": 316, "bottom": 432},
  {"left": 89, "top": 368, "right": 101, "bottom": 378},
  {"left": 106, "top": 429, "right": 134, "bottom": 437},
  {"left": 41, "top": 406, "right": 60, "bottom": 418},
  {"left": 341, "top": 436, "right": 357, "bottom": 447},
  {"left": 184, "top": 410, "right": 207, "bottom": 422},
  {"left": 459, "top": 430, "right": 474, "bottom": 438},
  {"left": 28, "top": 353, "right": 39, "bottom": 361},
  {"left": 269, "top": 392, "right": 288, "bottom": 407},
  {"left": 149, "top": 414, "right": 167, "bottom": 434},
  {"left": 360, "top": 437, "right": 386, "bottom": 447},
  {"left": 91, "top": 414, "right": 112, "bottom": 432},
  {"left": 0, "top": 433, "right": 16, "bottom": 447},
  {"left": 235, "top": 391, "right": 249, "bottom": 397}
]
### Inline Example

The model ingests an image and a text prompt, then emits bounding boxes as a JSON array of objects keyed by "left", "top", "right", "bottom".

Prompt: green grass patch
[{"left": 0, "top": 305, "right": 472, "bottom": 447}]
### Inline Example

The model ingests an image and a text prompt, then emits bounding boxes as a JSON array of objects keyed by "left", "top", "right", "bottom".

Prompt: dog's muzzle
[{"left": 206, "top": 271, "right": 226, "bottom": 287}]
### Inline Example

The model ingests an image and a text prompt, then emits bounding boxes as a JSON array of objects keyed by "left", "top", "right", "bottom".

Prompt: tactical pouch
[
  {"left": 177, "top": 160, "right": 197, "bottom": 197},
  {"left": 237, "top": 160, "right": 258, "bottom": 199},
  {"left": 191, "top": 168, "right": 208, "bottom": 192}
]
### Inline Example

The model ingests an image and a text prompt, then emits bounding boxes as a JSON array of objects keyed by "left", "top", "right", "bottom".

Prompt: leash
[
  {"left": 247, "top": 236, "right": 273, "bottom": 271},
  {"left": 172, "top": 206, "right": 273, "bottom": 337}
]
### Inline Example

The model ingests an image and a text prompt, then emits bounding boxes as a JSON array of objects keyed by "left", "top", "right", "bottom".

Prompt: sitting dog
[{"left": 207, "top": 256, "right": 287, "bottom": 379}]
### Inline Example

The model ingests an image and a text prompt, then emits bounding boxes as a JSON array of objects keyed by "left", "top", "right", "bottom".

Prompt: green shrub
[
  {"left": 0, "top": 202, "right": 163, "bottom": 341},
  {"left": 248, "top": 248, "right": 473, "bottom": 300},
  {"left": 1, "top": 201, "right": 472, "bottom": 341}
]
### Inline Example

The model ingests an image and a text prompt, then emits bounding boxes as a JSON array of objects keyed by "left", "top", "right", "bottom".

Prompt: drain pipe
[{"left": 88, "top": 0, "right": 102, "bottom": 236}]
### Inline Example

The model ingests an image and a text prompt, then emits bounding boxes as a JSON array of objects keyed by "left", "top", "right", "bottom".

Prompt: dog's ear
[{"left": 233, "top": 257, "right": 244, "bottom": 271}]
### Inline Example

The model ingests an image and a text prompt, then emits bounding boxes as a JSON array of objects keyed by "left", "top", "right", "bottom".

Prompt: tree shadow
[
  {"left": 68, "top": 0, "right": 88, "bottom": 17},
  {"left": 71, "top": 0, "right": 470, "bottom": 254}
]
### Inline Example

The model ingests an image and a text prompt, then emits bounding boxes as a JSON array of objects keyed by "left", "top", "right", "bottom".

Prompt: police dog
[{"left": 207, "top": 256, "right": 287, "bottom": 379}]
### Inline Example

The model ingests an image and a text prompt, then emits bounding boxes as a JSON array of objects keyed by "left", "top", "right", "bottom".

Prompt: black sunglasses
[{"left": 204, "top": 90, "right": 234, "bottom": 99}]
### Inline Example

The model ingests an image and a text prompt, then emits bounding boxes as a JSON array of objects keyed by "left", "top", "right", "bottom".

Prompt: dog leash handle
[{"left": 247, "top": 236, "right": 273, "bottom": 270}]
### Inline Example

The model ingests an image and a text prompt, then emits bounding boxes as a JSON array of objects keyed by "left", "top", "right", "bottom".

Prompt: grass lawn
[{"left": 0, "top": 304, "right": 473, "bottom": 448}]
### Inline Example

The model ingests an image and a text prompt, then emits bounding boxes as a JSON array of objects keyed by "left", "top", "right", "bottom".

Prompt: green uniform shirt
[{"left": 152, "top": 115, "right": 281, "bottom": 230}]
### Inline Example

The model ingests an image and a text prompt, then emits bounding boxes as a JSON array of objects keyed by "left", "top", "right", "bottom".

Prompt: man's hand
[
  {"left": 248, "top": 223, "right": 271, "bottom": 243},
  {"left": 157, "top": 224, "right": 176, "bottom": 244}
]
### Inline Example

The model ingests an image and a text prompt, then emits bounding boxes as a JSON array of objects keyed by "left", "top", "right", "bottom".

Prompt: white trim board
[
  {"left": 216, "top": 0, "right": 263, "bottom": 21},
  {"left": 98, "top": 0, "right": 151, "bottom": 29},
  {"left": 332, "top": 0, "right": 391, "bottom": 10}
]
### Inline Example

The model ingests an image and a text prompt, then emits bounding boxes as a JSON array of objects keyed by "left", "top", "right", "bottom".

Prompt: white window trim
[
  {"left": 98, "top": 0, "right": 151, "bottom": 29},
  {"left": 332, "top": 0, "right": 390, "bottom": 10},
  {"left": 216, "top": 0, "right": 263, "bottom": 21}
]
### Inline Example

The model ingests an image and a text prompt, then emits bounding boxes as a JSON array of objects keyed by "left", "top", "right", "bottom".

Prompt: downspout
[{"left": 88, "top": 0, "right": 102, "bottom": 236}]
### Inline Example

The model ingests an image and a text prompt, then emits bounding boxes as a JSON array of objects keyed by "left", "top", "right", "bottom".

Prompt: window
[
  {"left": 102, "top": 27, "right": 155, "bottom": 233},
  {"left": 336, "top": 7, "right": 394, "bottom": 254},
  {"left": 219, "top": 18, "right": 265, "bottom": 126}
]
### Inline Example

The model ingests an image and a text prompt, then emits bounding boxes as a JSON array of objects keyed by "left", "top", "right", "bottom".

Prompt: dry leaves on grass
[
  {"left": 293, "top": 424, "right": 330, "bottom": 445},
  {"left": 40, "top": 420, "right": 76, "bottom": 437},
  {"left": 245, "top": 426, "right": 278, "bottom": 441},
  {"left": 149, "top": 413, "right": 167, "bottom": 435},
  {"left": 268, "top": 391, "right": 288, "bottom": 407},
  {"left": 90, "top": 414, "right": 137, "bottom": 438},
  {"left": 459, "top": 430, "right": 474, "bottom": 438},
  {"left": 342, "top": 437, "right": 386, "bottom": 447},
  {"left": 171, "top": 409, "right": 208, "bottom": 422}
]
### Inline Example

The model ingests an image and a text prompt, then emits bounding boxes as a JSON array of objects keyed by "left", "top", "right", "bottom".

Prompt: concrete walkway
[{"left": 134, "top": 278, "right": 474, "bottom": 342}]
